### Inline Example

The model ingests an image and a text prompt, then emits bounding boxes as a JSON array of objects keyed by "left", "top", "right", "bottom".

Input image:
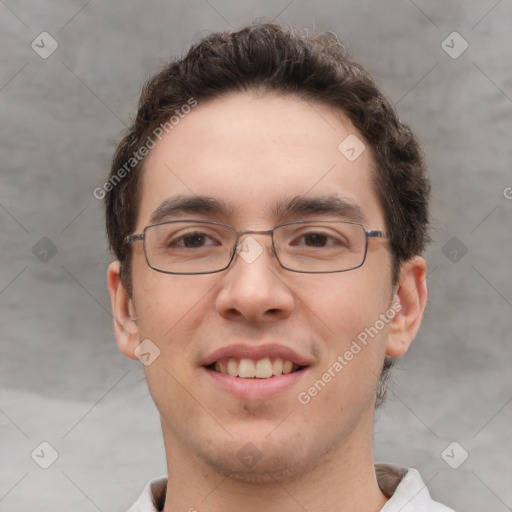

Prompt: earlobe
[
  {"left": 386, "top": 256, "right": 428, "bottom": 358},
  {"left": 107, "top": 260, "right": 140, "bottom": 360}
]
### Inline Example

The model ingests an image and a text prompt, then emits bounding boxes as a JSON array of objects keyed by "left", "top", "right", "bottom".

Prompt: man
[{"left": 105, "top": 23, "right": 454, "bottom": 511}]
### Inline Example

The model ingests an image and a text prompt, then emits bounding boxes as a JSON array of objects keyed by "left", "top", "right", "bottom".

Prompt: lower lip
[{"left": 203, "top": 367, "right": 308, "bottom": 400}]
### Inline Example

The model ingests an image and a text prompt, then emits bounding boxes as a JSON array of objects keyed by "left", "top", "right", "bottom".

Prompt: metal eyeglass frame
[{"left": 124, "top": 219, "right": 385, "bottom": 275}]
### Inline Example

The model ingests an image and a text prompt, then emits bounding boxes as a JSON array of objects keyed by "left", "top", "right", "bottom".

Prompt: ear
[
  {"left": 386, "top": 256, "right": 428, "bottom": 358},
  {"left": 107, "top": 260, "right": 140, "bottom": 360}
]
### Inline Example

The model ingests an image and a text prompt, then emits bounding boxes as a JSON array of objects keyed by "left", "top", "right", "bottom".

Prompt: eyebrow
[
  {"left": 273, "top": 195, "right": 368, "bottom": 224},
  {"left": 148, "top": 194, "right": 367, "bottom": 225},
  {"left": 149, "top": 195, "right": 233, "bottom": 224}
]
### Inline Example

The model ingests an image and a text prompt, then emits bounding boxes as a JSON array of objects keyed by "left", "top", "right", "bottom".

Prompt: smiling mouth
[{"left": 206, "top": 357, "right": 305, "bottom": 379}]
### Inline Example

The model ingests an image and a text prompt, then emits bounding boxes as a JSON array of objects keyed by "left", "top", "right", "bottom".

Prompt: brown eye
[
  {"left": 303, "top": 233, "right": 328, "bottom": 247},
  {"left": 181, "top": 234, "right": 209, "bottom": 247},
  {"left": 165, "top": 230, "right": 219, "bottom": 249}
]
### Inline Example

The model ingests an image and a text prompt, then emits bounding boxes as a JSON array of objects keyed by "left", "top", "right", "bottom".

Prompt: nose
[{"left": 215, "top": 234, "right": 295, "bottom": 324}]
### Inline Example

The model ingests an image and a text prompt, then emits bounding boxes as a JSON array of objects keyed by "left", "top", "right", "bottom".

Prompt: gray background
[{"left": 1, "top": 1, "right": 511, "bottom": 510}]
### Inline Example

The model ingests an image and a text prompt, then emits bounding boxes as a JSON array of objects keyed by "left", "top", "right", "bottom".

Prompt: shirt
[{"left": 127, "top": 463, "right": 455, "bottom": 511}]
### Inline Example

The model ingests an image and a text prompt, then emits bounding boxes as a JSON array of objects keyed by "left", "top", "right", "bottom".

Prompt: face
[{"left": 108, "top": 91, "right": 426, "bottom": 482}]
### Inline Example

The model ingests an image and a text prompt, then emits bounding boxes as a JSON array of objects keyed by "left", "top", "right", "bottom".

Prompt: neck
[{"left": 161, "top": 422, "right": 387, "bottom": 512}]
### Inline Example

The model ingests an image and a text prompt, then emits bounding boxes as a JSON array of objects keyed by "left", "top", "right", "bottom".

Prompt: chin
[
  {"left": 194, "top": 433, "right": 331, "bottom": 485},
  {"left": 201, "top": 451, "right": 302, "bottom": 484}
]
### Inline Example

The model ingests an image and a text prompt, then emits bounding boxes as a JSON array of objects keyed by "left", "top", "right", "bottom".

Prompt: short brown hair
[{"left": 104, "top": 22, "right": 430, "bottom": 404}]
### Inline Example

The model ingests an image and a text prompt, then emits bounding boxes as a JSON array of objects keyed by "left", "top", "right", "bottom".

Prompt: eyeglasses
[{"left": 124, "top": 220, "right": 385, "bottom": 275}]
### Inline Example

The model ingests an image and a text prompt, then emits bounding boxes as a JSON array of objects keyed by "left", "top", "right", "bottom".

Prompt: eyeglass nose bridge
[
  {"left": 233, "top": 228, "right": 278, "bottom": 263},
  {"left": 236, "top": 228, "right": 274, "bottom": 238}
]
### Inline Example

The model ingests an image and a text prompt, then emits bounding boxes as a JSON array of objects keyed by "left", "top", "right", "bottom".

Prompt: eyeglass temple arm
[{"left": 124, "top": 234, "right": 144, "bottom": 245}]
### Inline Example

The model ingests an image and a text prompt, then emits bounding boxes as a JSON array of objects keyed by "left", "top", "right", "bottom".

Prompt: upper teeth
[{"left": 214, "top": 357, "right": 296, "bottom": 378}]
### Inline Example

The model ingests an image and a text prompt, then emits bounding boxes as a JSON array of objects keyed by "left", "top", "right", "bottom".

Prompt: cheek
[
  {"left": 296, "top": 272, "right": 391, "bottom": 395},
  {"left": 297, "top": 271, "right": 390, "bottom": 338},
  {"left": 133, "top": 273, "right": 218, "bottom": 418},
  {"left": 132, "top": 266, "right": 221, "bottom": 362}
]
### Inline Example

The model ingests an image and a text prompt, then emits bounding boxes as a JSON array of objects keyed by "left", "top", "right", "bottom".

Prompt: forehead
[{"left": 137, "top": 92, "right": 384, "bottom": 229}]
